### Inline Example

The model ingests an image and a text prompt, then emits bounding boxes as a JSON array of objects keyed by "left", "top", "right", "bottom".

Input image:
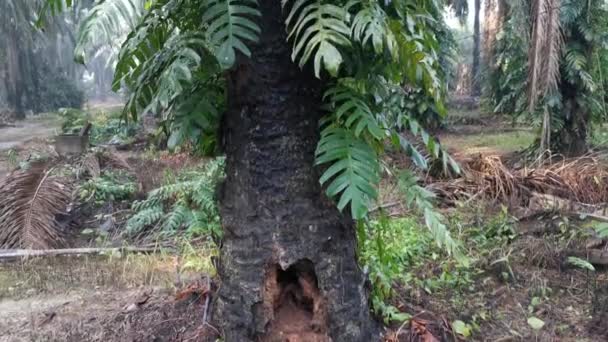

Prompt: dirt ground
[
  {"left": 0, "top": 254, "right": 214, "bottom": 342},
  {"left": 0, "top": 115, "right": 60, "bottom": 180},
  {"left": 0, "top": 288, "right": 209, "bottom": 342}
]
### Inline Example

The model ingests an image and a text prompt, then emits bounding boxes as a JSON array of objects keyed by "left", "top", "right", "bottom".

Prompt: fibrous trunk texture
[
  {"left": 213, "top": 2, "right": 376, "bottom": 342},
  {"left": 554, "top": 95, "right": 589, "bottom": 156},
  {"left": 472, "top": 0, "right": 482, "bottom": 96}
]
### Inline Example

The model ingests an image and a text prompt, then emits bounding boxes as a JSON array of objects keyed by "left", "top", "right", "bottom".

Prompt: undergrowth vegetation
[
  {"left": 59, "top": 108, "right": 138, "bottom": 145},
  {"left": 126, "top": 158, "right": 224, "bottom": 239},
  {"left": 78, "top": 170, "right": 137, "bottom": 204},
  {"left": 359, "top": 207, "right": 516, "bottom": 325}
]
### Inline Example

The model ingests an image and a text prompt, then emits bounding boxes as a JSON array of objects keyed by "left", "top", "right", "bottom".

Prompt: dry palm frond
[
  {"left": 465, "top": 155, "right": 518, "bottom": 202},
  {"left": 97, "top": 149, "right": 132, "bottom": 171},
  {"left": 540, "top": 0, "right": 562, "bottom": 96},
  {"left": 528, "top": 0, "right": 563, "bottom": 152},
  {"left": 528, "top": 0, "right": 563, "bottom": 109},
  {"left": 528, "top": 0, "right": 546, "bottom": 111},
  {"left": 430, "top": 153, "right": 608, "bottom": 208},
  {"left": 0, "top": 162, "right": 72, "bottom": 249},
  {"left": 80, "top": 153, "right": 101, "bottom": 178}
]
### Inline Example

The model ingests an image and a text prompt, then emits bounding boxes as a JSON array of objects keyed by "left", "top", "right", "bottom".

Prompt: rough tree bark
[
  {"left": 553, "top": 88, "right": 589, "bottom": 156},
  {"left": 213, "top": 2, "right": 377, "bottom": 341},
  {"left": 472, "top": 0, "right": 482, "bottom": 96}
]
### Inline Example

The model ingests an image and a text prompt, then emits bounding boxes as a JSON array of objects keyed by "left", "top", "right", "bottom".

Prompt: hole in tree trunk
[{"left": 261, "top": 259, "right": 330, "bottom": 342}]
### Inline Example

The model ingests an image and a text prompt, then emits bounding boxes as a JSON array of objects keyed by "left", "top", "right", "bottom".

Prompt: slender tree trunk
[
  {"left": 213, "top": 2, "right": 377, "bottom": 341},
  {"left": 472, "top": 0, "right": 482, "bottom": 96}
]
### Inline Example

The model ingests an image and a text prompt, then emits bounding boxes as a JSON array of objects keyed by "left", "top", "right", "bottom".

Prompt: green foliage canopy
[{"left": 40, "top": 0, "right": 459, "bottom": 253}]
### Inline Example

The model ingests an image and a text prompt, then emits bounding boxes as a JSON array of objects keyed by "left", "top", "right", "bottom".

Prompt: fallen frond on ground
[
  {"left": 429, "top": 153, "right": 608, "bottom": 210},
  {"left": 0, "top": 162, "right": 72, "bottom": 249}
]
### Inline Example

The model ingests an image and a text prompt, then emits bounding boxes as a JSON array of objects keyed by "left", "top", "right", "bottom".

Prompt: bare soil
[
  {"left": 0, "top": 254, "right": 215, "bottom": 342},
  {"left": 0, "top": 115, "right": 60, "bottom": 180},
  {"left": 0, "top": 116, "right": 59, "bottom": 151},
  {"left": 0, "top": 288, "right": 209, "bottom": 342}
]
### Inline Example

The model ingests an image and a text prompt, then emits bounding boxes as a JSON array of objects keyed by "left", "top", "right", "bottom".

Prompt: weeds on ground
[
  {"left": 59, "top": 108, "right": 137, "bottom": 145},
  {"left": 0, "top": 239, "right": 218, "bottom": 298},
  {"left": 359, "top": 202, "right": 520, "bottom": 327},
  {"left": 591, "top": 125, "right": 608, "bottom": 148},
  {"left": 78, "top": 170, "right": 137, "bottom": 204},
  {"left": 358, "top": 215, "right": 472, "bottom": 324}
]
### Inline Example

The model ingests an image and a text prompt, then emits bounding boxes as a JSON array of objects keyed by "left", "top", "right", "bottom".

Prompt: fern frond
[
  {"left": 316, "top": 127, "right": 380, "bottom": 219},
  {"left": 126, "top": 205, "right": 164, "bottom": 234},
  {"left": 324, "top": 85, "right": 385, "bottom": 139},
  {"left": 126, "top": 158, "right": 224, "bottom": 236},
  {"left": 202, "top": 0, "right": 261, "bottom": 69},
  {"left": 285, "top": 0, "right": 351, "bottom": 77},
  {"left": 163, "top": 203, "right": 191, "bottom": 231},
  {"left": 350, "top": 1, "right": 397, "bottom": 59},
  {"left": 566, "top": 256, "right": 595, "bottom": 271}
]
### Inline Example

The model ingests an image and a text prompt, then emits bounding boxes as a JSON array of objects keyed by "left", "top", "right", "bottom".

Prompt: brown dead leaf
[
  {"left": 175, "top": 280, "right": 209, "bottom": 302},
  {"left": 411, "top": 318, "right": 439, "bottom": 342}
]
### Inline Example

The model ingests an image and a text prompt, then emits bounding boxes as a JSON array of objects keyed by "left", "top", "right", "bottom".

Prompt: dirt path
[
  {"left": 0, "top": 116, "right": 59, "bottom": 151},
  {"left": 0, "top": 115, "right": 60, "bottom": 179}
]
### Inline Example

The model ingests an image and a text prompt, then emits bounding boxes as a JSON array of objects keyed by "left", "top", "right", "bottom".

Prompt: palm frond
[
  {"left": 527, "top": 0, "right": 562, "bottom": 110},
  {"left": 0, "top": 163, "right": 72, "bottom": 249},
  {"left": 75, "top": 0, "right": 145, "bottom": 63}
]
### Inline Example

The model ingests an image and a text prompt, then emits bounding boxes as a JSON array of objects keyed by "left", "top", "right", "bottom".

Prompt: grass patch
[
  {"left": 442, "top": 130, "right": 536, "bottom": 155},
  {"left": 591, "top": 125, "right": 608, "bottom": 148},
  {"left": 0, "top": 242, "right": 216, "bottom": 299}
]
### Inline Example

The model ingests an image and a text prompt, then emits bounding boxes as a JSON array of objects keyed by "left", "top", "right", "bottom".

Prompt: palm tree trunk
[
  {"left": 472, "top": 0, "right": 482, "bottom": 96},
  {"left": 213, "top": 2, "right": 377, "bottom": 341},
  {"left": 553, "top": 84, "right": 589, "bottom": 156}
]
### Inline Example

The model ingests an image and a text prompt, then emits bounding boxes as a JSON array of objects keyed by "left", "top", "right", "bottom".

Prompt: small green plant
[
  {"left": 397, "top": 170, "right": 461, "bottom": 257},
  {"left": 566, "top": 257, "right": 596, "bottom": 272},
  {"left": 58, "top": 108, "right": 138, "bottom": 145},
  {"left": 6, "top": 149, "right": 18, "bottom": 169},
  {"left": 465, "top": 206, "right": 516, "bottom": 251},
  {"left": 358, "top": 216, "right": 427, "bottom": 324},
  {"left": 78, "top": 171, "right": 137, "bottom": 204},
  {"left": 58, "top": 108, "right": 91, "bottom": 134},
  {"left": 126, "top": 158, "right": 225, "bottom": 238},
  {"left": 358, "top": 213, "right": 473, "bottom": 324}
]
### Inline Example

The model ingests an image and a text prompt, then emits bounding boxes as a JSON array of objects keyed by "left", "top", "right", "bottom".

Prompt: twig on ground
[{"left": 0, "top": 246, "right": 170, "bottom": 261}]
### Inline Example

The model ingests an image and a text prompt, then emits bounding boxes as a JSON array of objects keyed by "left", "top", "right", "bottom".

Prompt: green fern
[
  {"left": 127, "top": 205, "right": 165, "bottom": 234},
  {"left": 316, "top": 127, "right": 380, "bottom": 219},
  {"left": 349, "top": 1, "right": 397, "bottom": 59},
  {"left": 566, "top": 256, "right": 595, "bottom": 271},
  {"left": 285, "top": 0, "right": 351, "bottom": 77},
  {"left": 202, "top": 0, "right": 261, "bottom": 69},
  {"left": 324, "top": 85, "right": 385, "bottom": 139},
  {"left": 126, "top": 158, "right": 225, "bottom": 237}
]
